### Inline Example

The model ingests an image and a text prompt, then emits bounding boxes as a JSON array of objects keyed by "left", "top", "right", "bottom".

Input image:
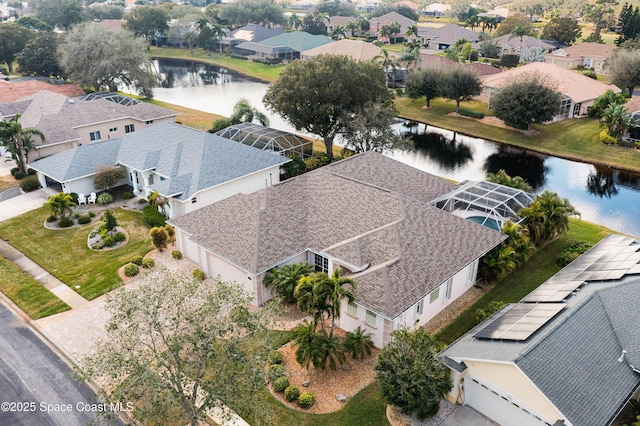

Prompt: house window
[
  {"left": 365, "top": 310, "right": 376, "bottom": 326},
  {"left": 468, "top": 260, "right": 477, "bottom": 284},
  {"left": 109, "top": 127, "right": 117, "bottom": 132},
  {"left": 191, "top": 197, "right": 197, "bottom": 204},
  {"left": 347, "top": 301, "right": 358, "bottom": 317},
  {"left": 429, "top": 287, "right": 440, "bottom": 304},
  {"left": 445, "top": 278, "right": 452, "bottom": 300},
  {"left": 415, "top": 298, "right": 424, "bottom": 318},
  {"left": 125, "top": 124, "right": 135, "bottom": 133},
  {"left": 314, "top": 253, "right": 328, "bottom": 273},
  {"left": 89, "top": 131, "right": 101, "bottom": 141}
]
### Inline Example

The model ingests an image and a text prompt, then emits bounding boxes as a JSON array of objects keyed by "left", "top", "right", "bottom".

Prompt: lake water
[{"left": 149, "top": 59, "right": 640, "bottom": 237}]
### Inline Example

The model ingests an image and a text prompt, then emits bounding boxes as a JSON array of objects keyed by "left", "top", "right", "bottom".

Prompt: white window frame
[
  {"left": 415, "top": 298, "right": 424, "bottom": 318},
  {"left": 347, "top": 301, "right": 358, "bottom": 317},
  {"left": 365, "top": 309, "right": 376, "bottom": 327},
  {"left": 445, "top": 278, "right": 453, "bottom": 300},
  {"left": 89, "top": 131, "right": 101, "bottom": 141}
]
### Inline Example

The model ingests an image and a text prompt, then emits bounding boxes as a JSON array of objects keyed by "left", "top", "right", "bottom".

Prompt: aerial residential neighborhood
[{"left": 1, "top": 0, "right": 640, "bottom": 425}]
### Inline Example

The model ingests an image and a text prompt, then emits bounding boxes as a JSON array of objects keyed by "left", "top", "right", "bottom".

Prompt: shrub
[
  {"left": 10, "top": 167, "right": 19, "bottom": 176},
  {"left": 304, "top": 152, "right": 331, "bottom": 172},
  {"left": 77, "top": 215, "right": 91, "bottom": 224},
  {"left": 57, "top": 217, "right": 74, "bottom": 228},
  {"left": 252, "top": 56, "right": 282, "bottom": 65},
  {"left": 499, "top": 54, "right": 520, "bottom": 69},
  {"left": 599, "top": 129, "right": 618, "bottom": 145},
  {"left": 581, "top": 69, "right": 597, "bottom": 80},
  {"left": 230, "top": 53, "right": 248, "bottom": 60},
  {"left": 141, "top": 257, "right": 155, "bottom": 268},
  {"left": 46, "top": 215, "right": 57, "bottom": 223},
  {"left": 267, "top": 350, "right": 284, "bottom": 365},
  {"left": 122, "top": 191, "right": 135, "bottom": 199},
  {"left": 103, "top": 235, "right": 116, "bottom": 247},
  {"left": 69, "top": 192, "right": 79, "bottom": 204},
  {"left": 556, "top": 239, "right": 593, "bottom": 267},
  {"left": 475, "top": 301, "right": 506, "bottom": 323},
  {"left": 113, "top": 232, "right": 126, "bottom": 243},
  {"left": 73, "top": 213, "right": 80, "bottom": 219},
  {"left": 102, "top": 209, "right": 118, "bottom": 231},
  {"left": 164, "top": 224, "right": 176, "bottom": 243},
  {"left": 27, "top": 168, "right": 36, "bottom": 176},
  {"left": 142, "top": 204, "right": 166, "bottom": 227},
  {"left": 298, "top": 392, "right": 315, "bottom": 408},
  {"left": 124, "top": 263, "right": 139, "bottom": 277},
  {"left": 171, "top": 250, "right": 182, "bottom": 260},
  {"left": 20, "top": 176, "right": 40, "bottom": 192},
  {"left": 267, "top": 364, "right": 286, "bottom": 383},
  {"left": 131, "top": 255, "right": 143, "bottom": 266},
  {"left": 13, "top": 170, "right": 26, "bottom": 180},
  {"left": 284, "top": 385, "right": 300, "bottom": 402},
  {"left": 97, "top": 192, "right": 113, "bottom": 204},
  {"left": 150, "top": 227, "right": 169, "bottom": 251},
  {"left": 273, "top": 377, "right": 289, "bottom": 392},
  {"left": 458, "top": 108, "right": 485, "bottom": 119},
  {"left": 88, "top": 211, "right": 96, "bottom": 218},
  {"left": 192, "top": 269, "right": 206, "bottom": 281}
]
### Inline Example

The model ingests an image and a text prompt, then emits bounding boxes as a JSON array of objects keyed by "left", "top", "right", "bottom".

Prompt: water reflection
[
  {"left": 587, "top": 167, "right": 619, "bottom": 198},
  {"left": 483, "top": 145, "right": 548, "bottom": 191},
  {"left": 411, "top": 131, "right": 473, "bottom": 170}
]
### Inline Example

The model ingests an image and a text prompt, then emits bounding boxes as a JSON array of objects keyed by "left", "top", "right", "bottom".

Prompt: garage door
[{"left": 464, "top": 377, "right": 551, "bottom": 426}]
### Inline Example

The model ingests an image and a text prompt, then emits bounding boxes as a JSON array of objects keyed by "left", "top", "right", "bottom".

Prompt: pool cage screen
[{"left": 215, "top": 122, "right": 313, "bottom": 160}]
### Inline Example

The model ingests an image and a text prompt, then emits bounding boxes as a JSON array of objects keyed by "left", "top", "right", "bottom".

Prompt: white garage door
[{"left": 464, "top": 377, "right": 551, "bottom": 426}]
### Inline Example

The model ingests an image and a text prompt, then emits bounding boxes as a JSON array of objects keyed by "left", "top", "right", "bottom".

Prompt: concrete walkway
[
  {"left": 0, "top": 239, "right": 87, "bottom": 308},
  {"left": 0, "top": 187, "right": 55, "bottom": 222}
]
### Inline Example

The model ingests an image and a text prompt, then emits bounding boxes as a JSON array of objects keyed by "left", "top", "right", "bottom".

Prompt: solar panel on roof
[{"left": 474, "top": 303, "right": 565, "bottom": 341}]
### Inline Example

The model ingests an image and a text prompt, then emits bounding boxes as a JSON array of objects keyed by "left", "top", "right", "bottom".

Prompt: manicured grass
[
  {"left": 0, "top": 207, "right": 153, "bottom": 300},
  {"left": 0, "top": 255, "right": 70, "bottom": 319},
  {"left": 435, "top": 218, "right": 613, "bottom": 345},
  {"left": 0, "top": 178, "right": 18, "bottom": 194},
  {"left": 395, "top": 96, "right": 640, "bottom": 173},
  {"left": 149, "top": 46, "right": 286, "bottom": 82},
  {"left": 146, "top": 99, "right": 224, "bottom": 131}
]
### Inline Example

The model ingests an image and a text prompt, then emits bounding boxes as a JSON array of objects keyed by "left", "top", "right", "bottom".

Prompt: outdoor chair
[
  {"left": 77, "top": 193, "right": 87, "bottom": 205},
  {"left": 88, "top": 192, "right": 97, "bottom": 204}
]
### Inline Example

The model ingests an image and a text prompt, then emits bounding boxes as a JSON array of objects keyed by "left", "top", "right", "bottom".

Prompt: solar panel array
[{"left": 474, "top": 235, "right": 640, "bottom": 342}]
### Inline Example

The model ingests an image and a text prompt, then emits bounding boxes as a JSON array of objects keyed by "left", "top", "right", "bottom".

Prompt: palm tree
[
  {"left": 379, "top": 24, "right": 392, "bottom": 44},
  {"left": 601, "top": 104, "right": 634, "bottom": 140},
  {"left": 263, "top": 263, "right": 311, "bottom": 303},
  {"left": 486, "top": 169, "right": 532, "bottom": 192},
  {"left": 374, "top": 49, "right": 400, "bottom": 87},
  {"left": 346, "top": 20, "right": 359, "bottom": 37},
  {"left": 291, "top": 321, "right": 321, "bottom": 369},
  {"left": 501, "top": 220, "right": 534, "bottom": 264},
  {"left": 510, "top": 24, "right": 528, "bottom": 54},
  {"left": 230, "top": 99, "right": 269, "bottom": 126},
  {"left": 342, "top": 326, "right": 374, "bottom": 360},
  {"left": 47, "top": 192, "right": 76, "bottom": 219},
  {"left": 519, "top": 190, "right": 579, "bottom": 246},
  {"left": 315, "top": 333, "right": 345, "bottom": 370},
  {"left": 406, "top": 24, "right": 418, "bottom": 40},
  {"left": 324, "top": 269, "right": 356, "bottom": 338},
  {"left": 148, "top": 190, "right": 168, "bottom": 217},
  {"left": 480, "top": 245, "right": 517, "bottom": 281},
  {"left": 0, "top": 114, "right": 45, "bottom": 173},
  {"left": 389, "top": 22, "right": 402, "bottom": 44},
  {"left": 331, "top": 25, "right": 347, "bottom": 40},
  {"left": 295, "top": 273, "right": 331, "bottom": 334},
  {"left": 288, "top": 13, "right": 302, "bottom": 31}
]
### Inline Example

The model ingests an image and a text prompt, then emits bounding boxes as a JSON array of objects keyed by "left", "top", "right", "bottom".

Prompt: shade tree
[
  {"left": 541, "top": 17, "right": 582, "bottom": 45},
  {"left": 0, "top": 23, "right": 35, "bottom": 73},
  {"left": 609, "top": 48, "right": 640, "bottom": 97},
  {"left": 441, "top": 67, "right": 482, "bottom": 114},
  {"left": 124, "top": 6, "right": 170, "bottom": 46}
]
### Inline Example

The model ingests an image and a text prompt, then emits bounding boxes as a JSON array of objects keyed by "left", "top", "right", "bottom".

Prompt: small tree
[
  {"left": 601, "top": 103, "right": 634, "bottom": 140},
  {"left": 518, "top": 190, "right": 580, "bottom": 246},
  {"left": 486, "top": 169, "right": 532, "bottom": 192},
  {"left": 541, "top": 17, "right": 582, "bottom": 46},
  {"left": 342, "top": 326, "right": 374, "bottom": 360},
  {"left": 405, "top": 67, "right": 444, "bottom": 108},
  {"left": 589, "top": 90, "right": 628, "bottom": 118},
  {"left": 263, "top": 262, "right": 311, "bottom": 303},
  {"left": 610, "top": 48, "right": 640, "bottom": 98},
  {"left": 441, "top": 67, "right": 482, "bottom": 114},
  {"left": 149, "top": 226, "right": 169, "bottom": 251},
  {"left": 47, "top": 192, "right": 75, "bottom": 219},
  {"left": 0, "top": 114, "right": 45, "bottom": 173},
  {"left": 375, "top": 328, "right": 451, "bottom": 420},
  {"left": 94, "top": 166, "right": 125, "bottom": 193},
  {"left": 103, "top": 209, "right": 118, "bottom": 233}
]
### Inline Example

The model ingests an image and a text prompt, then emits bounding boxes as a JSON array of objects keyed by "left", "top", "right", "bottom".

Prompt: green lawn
[
  {"left": 435, "top": 218, "right": 613, "bottom": 344},
  {"left": 0, "top": 255, "right": 70, "bottom": 319},
  {"left": 148, "top": 46, "right": 286, "bottom": 82},
  {"left": 395, "top": 96, "right": 640, "bottom": 173},
  {"left": 0, "top": 207, "right": 153, "bottom": 300}
]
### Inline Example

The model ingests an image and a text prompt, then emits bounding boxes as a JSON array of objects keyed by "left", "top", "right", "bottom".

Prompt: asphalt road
[{"left": 0, "top": 301, "right": 117, "bottom": 426}]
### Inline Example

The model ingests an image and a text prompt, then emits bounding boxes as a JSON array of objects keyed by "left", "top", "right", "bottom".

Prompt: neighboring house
[
  {"left": 301, "top": 39, "right": 383, "bottom": 62},
  {"left": 493, "top": 34, "right": 556, "bottom": 57},
  {"left": 327, "top": 16, "right": 356, "bottom": 35},
  {"left": 369, "top": 12, "right": 416, "bottom": 41},
  {"left": 623, "top": 97, "right": 640, "bottom": 142},
  {"left": 421, "top": 3, "right": 450, "bottom": 17},
  {"left": 234, "top": 31, "right": 332, "bottom": 61},
  {"left": 546, "top": 42, "right": 616, "bottom": 74},
  {"left": 289, "top": 0, "right": 318, "bottom": 10},
  {"left": 466, "top": 62, "right": 502, "bottom": 76},
  {"left": 168, "top": 152, "right": 507, "bottom": 348},
  {"left": 479, "top": 62, "right": 621, "bottom": 120},
  {"left": 0, "top": 91, "right": 177, "bottom": 159},
  {"left": 397, "top": 0, "right": 419, "bottom": 10},
  {"left": 439, "top": 234, "right": 640, "bottom": 426},
  {"left": 418, "top": 24, "right": 480, "bottom": 50},
  {"left": 220, "top": 24, "right": 284, "bottom": 51},
  {"left": 28, "top": 122, "right": 290, "bottom": 219},
  {"left": 0, "top": 78, "right": 85, "bottom": 103},
  {"left": 355, "top": 0, "right": 383, "bottom": 13}
]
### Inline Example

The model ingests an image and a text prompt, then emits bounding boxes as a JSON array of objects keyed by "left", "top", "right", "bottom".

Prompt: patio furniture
[
  {"left": 88, "top": 192, "right": 97, "bottom": 204},
  {"left": 77, "top": 193, "right": 87, "bottom": 205}
]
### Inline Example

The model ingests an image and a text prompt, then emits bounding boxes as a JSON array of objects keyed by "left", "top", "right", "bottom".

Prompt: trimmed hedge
[
  {"left": 273, "top": 377, "right": 289, "bottom": 392},
  {"left": 20, "top": 175, "right": 41, "bottom": 192},
  {"left": 58, "top": 217, "right": 74, "bottom": 228},
  {"left": 77, "top": 215, "right": 91, "bottom": 225},
  {"left": 97, "top": 193, "right": 113, "bottom": 204},
  {"left": 192, "top": 269, "right": 206, "bottom": 281},
  {"left": 142, "top": 204, "right": 166, "bottom": 227},
  {"left": 46, "top": 215, "right": 57, "bottom": 223},
  {"left": 172, "top": 250, "right": 182, "bottom": 260},
  {"left": 267, "top": 350, "right": 283, "bottom": 365},
  {"left": 459, "top": 108, "right": 485, "bottom": 119},
  {"left": 284, "top": 385, "right": 300, "bottom": 402},
  {"left": 131, "top": 255, "right": 143, "bottom": 265},
  {"left": 298, "top": 392, "right": 315, "bottom": 408},
  {"left": 141, "top": 257, "right": 155, "bottom": 268},
  {"left": 124, "top": 263, "right": 139, "bottom": 277}
]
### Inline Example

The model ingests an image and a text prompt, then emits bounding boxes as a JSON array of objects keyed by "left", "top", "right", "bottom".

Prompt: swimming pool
[{"left": 467, "top": 216, "right": 501, "bottom": 232}]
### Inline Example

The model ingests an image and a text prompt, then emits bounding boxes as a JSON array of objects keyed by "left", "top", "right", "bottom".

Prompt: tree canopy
[
  {"left": 494, "top": 14, "right": 534, "bottom": 37},
  {"left": 342, "top": 102, "right": 413, "bottom": 154},
  {"left": 16, "top": 32, "right": 65, "bottom": 78},
  {"left": 541, "top": 17, "right": 582, "bottom": 45},
  {"left": 375, "top": 328, "right": 451, "bottom": 420},
  {"left": 219, "top": 0, "right": 284, "bottom": 28},
  {"left": 405, "top": 67, "right": 444, "bottom": 108},
  {"left": 264, "top": 55, "right": 392, "bottom": 160},
  {"left": 518, "top": 190, "right": 579, "bottom": 246},
  {"left": 490, "top": 76, "right": 561, "bottom": 130},
  {"left": 34, "top": 0, "right": 86, "bottom": 30},
  {"left": 0, "top": 23, "right": 35, "bottom": 73},
  {"left": 441, "top": 67, "right": 482, "bottom": 114},
  {"left": 609, "top": 48, "right": 640, "bottom": 97},
  {"left": 124, "top": 5, "right": 170, "bottom": 46},
  {"left": 58, "top": 24, "right": 156, "bottom": 97}
]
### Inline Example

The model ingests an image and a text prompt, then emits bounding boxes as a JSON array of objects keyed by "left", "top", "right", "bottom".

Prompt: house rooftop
[
  {"left": 301, "top": 39, "right": 383, "bottom": 62},
  {"left": 235, "top": 31, "right": 332, "bottom": 55},
  {"left": 549, "top": 42, "right": 616, "bottom": 58},
  {"left": 0, "top": 79, "right": 85, "bottom": 103},
  {"left": 169, "top": 151, "right": 505, "bottom": 318}
]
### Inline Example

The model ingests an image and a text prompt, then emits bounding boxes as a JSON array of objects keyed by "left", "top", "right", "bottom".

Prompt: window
[
  {"left": 415, "top": 298, "right": 424, "bottom": 318},
  {"left": 365, "top": 310, "right": 376, "bottom": 326},
  {"left": 314, "top": 253, "right": 328, "bottom": 273},
  {"left": 445, "top": 278, "right": 452, "bottom": 300},
  {"left": 468, "top": 260, "right": 477, "bottom": 284},
  {"left": 109, "top": 127, "right": 117, "bottom": 132},
  {"left": 125, "top": 124, "right": 135, "bottom": 133},
  {"left": 145, "top": 120, "right": 154, "bottom": 124},
  {"left": 191, "top": 197, "right": 197, "bottom": 204},
  {"left": 347, "top": 301, "right": 357, "bottom": 317},
  {"left": 89, "top": 131, "right": 101, "bottom": 141},
  {"left": 429, "top": 287, "right": 440, "bottom": 304}
]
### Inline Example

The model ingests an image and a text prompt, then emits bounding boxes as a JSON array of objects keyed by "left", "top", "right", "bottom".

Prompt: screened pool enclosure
[{"left": 215, "top": 123, "right": 313, "bottom": 160}]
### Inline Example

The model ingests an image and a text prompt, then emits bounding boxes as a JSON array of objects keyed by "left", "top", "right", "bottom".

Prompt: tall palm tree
[
  {"left": 295, "top": 273, "right": 331, "bottom": 334},
  {"left": 501, "top": 220, "right": 534, "bottom": 264},
  {"left": 263, "top": 262, "right": 311, "bottom": 303},
  {"left": 0, "top": 114, "right": 45, "bottom": 173},
  {"left": 148, "top": 190, "right": 168, "bottom": 217},
  {"left": 331, "top": 25, "right": 347, "bottom": 40},
  {"left": 291, "top": 321, "right": 321, "bottom": 369},
  {"left": 374, "top": 49, "right": 400, "bottom": 87},
  {"left": 323, "top": 269, "right": 356, "bottom": 337},
  {"left": 288, "top": 13, "right": 302, "bottom": 31},
  {"left": 519, "top": 190, "right": 579, "bottom": 246},
  {"left": 230, "top": 99, "right": 269, "bottom": 126},
  {"left": 406, "top": 24, "right": 418, "bottom": 40},
  {"left": 389, "top": 22, "right": 402, "bottom": 44},
  {"left": 346, "top": 20, "right": 359, "bottom": 37},
  {"left": 379, "top": 24, "right": 392, "bottom": 44},
  {"left": 510, "top": 24, "right": 528, "bottom": 54}
]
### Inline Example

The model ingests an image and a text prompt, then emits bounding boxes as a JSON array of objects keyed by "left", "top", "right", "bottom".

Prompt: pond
[{"left": 148, "top": 58, "right": 640, "bottom": 237}]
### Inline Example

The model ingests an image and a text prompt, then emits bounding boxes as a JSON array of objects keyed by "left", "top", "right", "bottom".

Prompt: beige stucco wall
[{"left": 74, "top": 116, "right": 176, "bottom": 146}]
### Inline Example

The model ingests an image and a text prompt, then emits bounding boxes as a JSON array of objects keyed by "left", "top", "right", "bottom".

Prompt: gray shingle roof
[
  {"left": 29, "top": 122, "right": 289, "bottom": 201},
  {"left": 235, "top": 31, "right": 332, "bottom": 55},
  {"left": 169, "top": 151, "right": 505, "bottom": 318}
]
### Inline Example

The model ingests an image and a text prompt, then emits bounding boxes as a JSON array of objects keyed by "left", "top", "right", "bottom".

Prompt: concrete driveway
[
  {"left": 0, "top": 188, "right": 54, "bottom": 222},
  {"left": 440, "top": 405, "right": 497, "bottom": 426}
]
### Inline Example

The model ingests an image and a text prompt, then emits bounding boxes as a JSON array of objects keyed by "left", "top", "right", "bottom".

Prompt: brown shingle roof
[
  {"left": 170, "top": 152, "right": 505, "bottom": 318},
  {"left": 550, "top": 42, "right": 616, "bottom": 59}
]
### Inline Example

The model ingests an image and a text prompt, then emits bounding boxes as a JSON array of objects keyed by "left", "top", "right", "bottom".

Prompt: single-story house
[
  {"left": 439, "top": 234, "right": 640, "bottom": 426},
  {"left": 28, "top": 122, "right": 290, "bottom": 219},
  {"left": 301, "top": 39, "right": 384, "bottom": 62},
  {"left": 493, "top": 34, "right": 557, "bottom": 58},
  {"left": 327, "top": 16, "right": 357, "bottom": 35},
  {"left": 546, "top": 42, "right": 616, "bottom": 74},
  {"left": 420, "top": 3, "right": 450, "bottom": 17},
  {"left": 220, "top": 24, "right": 284, "bottom": 51},
  {"left": 168, "top": 152, "right": 507, "bottom": 348},
  {"left": 0, "top": 91, "right": 177, "bottom": 159},
  {"left": 234, "top": 31, "right": 333, "bottom": 61},
  {"left": 418, "top": 24, "right": 480, "bottom": 50},
  {"left": 479, "top": 62, "right": 621, "bottom": 120},
  {"left": 369, "top": 12, "right": 416, "bottom": 41}
]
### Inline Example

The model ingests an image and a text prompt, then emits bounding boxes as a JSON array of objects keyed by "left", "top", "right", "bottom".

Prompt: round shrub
[
  {"left": 10, "top": 167, "right": 19, "bottom": 176},
  {"left": 69, "top": 192, "right": 79, "bottom": 204},
  {"left": 141, "top": 257, "right": 155, "bottom": 268},
  {"left": 298, "top": 392, "right": 315, "bottom": 408},
  {"left": 20, "top": 175, "right": 41, "bottom": 192},
  {"left": 267, "top": 350, "right": 283, "bottom": 365},
  {"left": 122, "top": 191, "right": 135, "bottom": 199},
  {"left": 13, "top": 170, "right": 26, "bottom": 180},
  {"left": 284, "top": 385, "right": 300, "bottom": 402},
  {"left": 27, "top": 168, "right": 36, "bottom": 176},
  {"left": 142, "top": 204, "right": 166, "bottom": 227},
  {"left": 267, "top": 364, "right": 286, "bottom": 383},
  {"left": 73, "top": 213, "right": 80, "bottom": 219},
  {"left": 57, "top": 217, "right": 74, "bottom": 228},
  {"left": 599, "top": 129, "right": 617, "bottom": 145},
  {"left": 46, "top": 215, "right": 57, "bottom": 223},
  {"left": 192, "top": 269, "right": 206, "bottom": 281},
  {"left": 103, "top": 235, "right": 116, "bottom": 247},
  {"left": 97, "top": 193, "right": 113, "bottom": 204},
  {"left": 77, "top": 215, "right": 91, "bottom": 224},
  {"left": 124, "top": 263, "right": 139, "bottom": 277},
  {"left": 131, "top": 255, "right": 143, "bottom": 265},
  {"left": 113, "top": 232, "right": 126, "bottom": 243},
  {"left": 172, "top": 250, "right": 182, "bottom": 260},
  {"left": 88, "top": 211, "right": 96, "bottom": 218},
  {"left": 273, "top": 377, "right": 289, "bottom": 393}
]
